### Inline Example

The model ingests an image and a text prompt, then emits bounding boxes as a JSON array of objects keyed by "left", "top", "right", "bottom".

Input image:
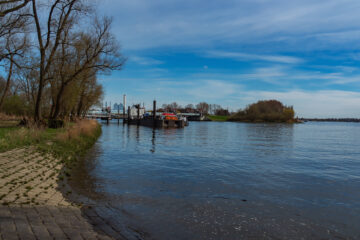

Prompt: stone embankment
[{"left": 0, "top": 147, "right": 125, "bottom": 240}]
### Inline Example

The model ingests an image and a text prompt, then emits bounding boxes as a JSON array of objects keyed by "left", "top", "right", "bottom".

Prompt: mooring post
[
  {"left": 137, "top": 105, "right": 140, "bottom": 125},
  {"left": 153, "top": 100, "right": 156, "bottom": 128},
  {"left": 127, "top": 106, "right": 131, "bottom": 124}
]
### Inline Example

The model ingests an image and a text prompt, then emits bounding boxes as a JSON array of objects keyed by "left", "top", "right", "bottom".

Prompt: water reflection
[{"left": 151, "top": 129, "right": 156, "bottom": 153}]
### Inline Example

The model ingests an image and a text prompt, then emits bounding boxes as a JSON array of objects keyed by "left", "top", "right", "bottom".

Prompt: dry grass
[
  {"left": 0, "top": 113, "right": 22, "bottom": 121},
  {"left": 0, "top": 113, "right": 22, "bottom": 128},
  {"left": 56, "top": 119, "right": 99, "bottom": 141}
]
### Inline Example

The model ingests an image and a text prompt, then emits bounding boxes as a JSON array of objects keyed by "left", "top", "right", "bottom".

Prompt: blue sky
[{"left": 98, "top": 0, "right": 360, "bottom": 118}]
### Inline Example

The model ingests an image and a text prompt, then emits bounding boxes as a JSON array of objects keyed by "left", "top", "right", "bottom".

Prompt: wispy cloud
[
  {"left": 190, "top": 65, "right": 360, "bottom": 86},
  {"left": 130, "top": 56, "right": 164, "bottom": 65},
  {"left": 186, "top": 80, "right": 242, "bottom": 99},
  {"left": 205, "top": 51, "right": 303, "bottom": 64}
]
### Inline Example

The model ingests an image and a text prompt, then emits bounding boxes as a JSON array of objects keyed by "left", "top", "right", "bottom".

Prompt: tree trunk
[
  {"left": 76, "top": 89, "right": 85, "bottom": 117},
  {"left": 0, "top": 57, "right": 14, "bottom": 111},
  {"left": 51, "top": 83, "right": 66, "bottom": 119},
  {"left": 32, "top": 0, "right": 44, "bottom": 124},
  {"left": 34, "top": 67, "right": 44, "bottom": 122}
]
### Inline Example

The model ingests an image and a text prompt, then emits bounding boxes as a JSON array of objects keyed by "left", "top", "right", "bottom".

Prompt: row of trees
[
  {"left": 0, "top": 0, "right": 125, "bottom": 124},
  {"left": 161, "top": 102, "right": 230, "bottom": 115}
]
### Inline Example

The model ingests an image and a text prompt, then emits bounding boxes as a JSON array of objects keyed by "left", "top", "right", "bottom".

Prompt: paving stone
[
  {"left": 29, "top": 225, "right": 52, "bottom": 240},
  {"left": 0, "top": 148, "right": 125, "bottom": 240}
]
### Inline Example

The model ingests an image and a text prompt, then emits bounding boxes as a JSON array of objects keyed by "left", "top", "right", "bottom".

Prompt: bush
[
  {"left": 2, "top": 95, "right": 28, "bottom": 116},
  {"left": 228, "top": 100, "right": 295, "bottom": 123}
]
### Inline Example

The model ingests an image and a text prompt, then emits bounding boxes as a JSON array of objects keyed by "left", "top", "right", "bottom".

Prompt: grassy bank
[
  {"left": 0, "top": 119, "right": 101, "bottom": 166},
  {"left": 207, "top": 115, "right": 229, "bottom": 121}
]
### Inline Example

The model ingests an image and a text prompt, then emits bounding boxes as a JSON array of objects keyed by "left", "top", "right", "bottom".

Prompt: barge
[{"left": 124, "top": 101, "right": 188, "bottom": 128}]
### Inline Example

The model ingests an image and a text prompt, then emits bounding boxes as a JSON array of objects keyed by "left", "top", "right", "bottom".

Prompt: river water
[{"left": 70, "top": 121, "right": 360, "bottom": 239}]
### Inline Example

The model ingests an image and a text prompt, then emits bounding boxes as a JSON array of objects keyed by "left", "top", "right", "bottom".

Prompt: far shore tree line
[
  {"left": 160, "top": 100, "right": 296, "bottom": 123},
  {"left": 160, "top": 102, "right": 231, "bottom": 116},
  {"left": 0, "top": 0, "right": 125, "bottom": 126}
]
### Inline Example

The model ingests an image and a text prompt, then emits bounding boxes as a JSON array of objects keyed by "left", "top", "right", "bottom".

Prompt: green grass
[
  {"left": 0, "top": 127, "right": 18, "bottom": 139},
  {"left": 0, "top": 127, "right": 64, "bottom": 153},
  {"left": 207, "top": 115, "right": 229, "bottom": 121}
]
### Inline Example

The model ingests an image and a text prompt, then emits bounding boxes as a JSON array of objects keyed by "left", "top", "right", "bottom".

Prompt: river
[{"left": 70, "top": 121, "right": 360, "bottom": 239}]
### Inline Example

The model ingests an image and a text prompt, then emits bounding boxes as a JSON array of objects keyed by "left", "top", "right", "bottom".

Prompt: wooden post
[
  {"left": 137, "top": 105, "right": 140, "bottom": 125},
  {"left": 153, "top": 100, "right": 156, "bottom": 128},
  {"left": 127, "top": 106, "right": 131, "bottom": 123}
]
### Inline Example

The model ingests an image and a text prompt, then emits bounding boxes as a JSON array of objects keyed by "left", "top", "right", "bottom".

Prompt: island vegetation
[{"left": 228, "top": 100, "right": 296, "bottom": 123}]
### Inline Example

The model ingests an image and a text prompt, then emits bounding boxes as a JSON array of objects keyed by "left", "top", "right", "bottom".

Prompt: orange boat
[{"left": 162, "top": 113, "right": 178, "bottom": 120}]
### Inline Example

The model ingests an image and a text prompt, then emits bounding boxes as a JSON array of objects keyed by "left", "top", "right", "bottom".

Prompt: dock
[{"left": 86, "top": 98, "right": 196, "bottom": 128}]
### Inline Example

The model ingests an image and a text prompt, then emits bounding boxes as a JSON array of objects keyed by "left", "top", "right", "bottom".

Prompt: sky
[{"left": 97, "top": 0, "right": 360, "bottom": 118}]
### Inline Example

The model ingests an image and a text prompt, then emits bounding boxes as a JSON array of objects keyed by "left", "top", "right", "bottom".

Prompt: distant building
[{"left": 113, "top": 103, "right": 124, "bottom": 111}]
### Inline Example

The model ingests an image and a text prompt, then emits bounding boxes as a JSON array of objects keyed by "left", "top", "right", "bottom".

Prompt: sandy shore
[{"left": 0, "top": 147, "right": 125, "bottom": 239}]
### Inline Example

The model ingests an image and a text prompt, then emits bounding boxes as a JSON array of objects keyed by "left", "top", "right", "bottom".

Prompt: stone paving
[{"left": 0, "top": 148, "right": 126, "bottom": 240}]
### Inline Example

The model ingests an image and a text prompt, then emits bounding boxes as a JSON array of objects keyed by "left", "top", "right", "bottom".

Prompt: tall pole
[
  {"left": 127, "top": 106, "right": 131, "bottom": 124},
  {"left": 153, "top": 100, "right": 156, "bottom": 119}
]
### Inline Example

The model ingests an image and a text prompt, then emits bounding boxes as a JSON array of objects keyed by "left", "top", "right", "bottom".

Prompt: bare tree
[
  {"left": 31, "top": 0, "right": 86, "bottom": 123},
  {"left": 0, "top": 0, "right": 30, "bottom": 17},
  {"left": 16, "top": 61, "right": 39, "bottom": 112},
  {"left": 0, "top": 0, "right": 124, "bottom": 120},
  {"left": 0, "top": 10, "right": 29, "bottom": 110},
  {"left": 196, "top": 102, "right": 209, "bottom": 115},
  {"left": 49, "top": 16, "right": 125, "bottom": 119}
]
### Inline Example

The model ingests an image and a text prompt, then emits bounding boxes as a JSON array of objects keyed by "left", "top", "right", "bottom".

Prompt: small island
[{"left": 228, "top": 100, "right": 298, "bottom": 123}]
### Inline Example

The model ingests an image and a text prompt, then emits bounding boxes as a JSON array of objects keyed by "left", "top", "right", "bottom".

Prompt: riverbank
[
  {"left": 207, "top": 115, "right": 229, "bottom": 121},
  {"left": 0, "top": 120, "right": 125, "bottom": 239}
]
